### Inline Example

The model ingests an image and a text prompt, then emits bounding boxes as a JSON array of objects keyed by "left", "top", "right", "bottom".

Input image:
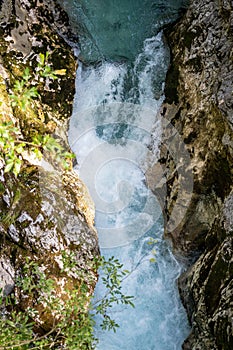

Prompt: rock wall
[
  {"left": 0, "top": 0, "right": 99, "bottom": 331},
  {"left": 158, "top": 0, "right": 233, "bottom": 348}
]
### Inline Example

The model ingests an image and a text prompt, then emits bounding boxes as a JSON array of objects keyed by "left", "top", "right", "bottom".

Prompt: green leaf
[
  {"left": 14, "top": 80, "right": 24, "bottom": 92},
  {"left": 23, "top": 87, "right": 39, "bottom": 99},
  {"left": 22, "top": 67, "right": 31, "bottom": 81},
  {"left": 32, "top": 147, "right": 43, "bottom": 160},
  {"left": 20, "top": 99, "right": 27, "bottom": 111},
  {"left": 15, "top": 144, "right": 25, "bottom": 154},
  {"left": 13, "top": 159, "right": 22, "bottom": 176},
  {"left": 4, "top": 161, "right": 14, "bottom": 173},
  {"left": 39, "top": 53, "right": 45, "bottom": 66},
  {"left": 54, "top": 69, "right": 66, "bottom": 76}
]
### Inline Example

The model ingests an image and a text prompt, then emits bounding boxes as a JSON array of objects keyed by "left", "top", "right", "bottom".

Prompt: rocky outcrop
[
  {"left": 157, "top": 0, "right": 233, "bottom": 348},
  {"left": 0, "top": 0, "right": 99, "bottom": 332}
]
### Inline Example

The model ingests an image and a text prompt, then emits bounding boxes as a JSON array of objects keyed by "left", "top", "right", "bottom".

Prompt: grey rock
[
  {"left": 0, "top": 257, "right": 15, "bottom": 296},
  {"left": 0, "top": 0, "right": 99, "bottom": 333},
  {"left": 157, "top": 0, "right": 233, "bottom": 348}
]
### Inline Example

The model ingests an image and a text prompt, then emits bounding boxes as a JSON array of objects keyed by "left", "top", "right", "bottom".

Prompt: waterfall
[{"left": 63, "top": 0, "right": 191, "bottom": 348}]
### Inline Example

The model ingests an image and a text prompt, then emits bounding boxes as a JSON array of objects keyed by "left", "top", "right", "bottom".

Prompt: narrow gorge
[{"left": 0, "top": 0, "right": 232, "bottom": 349}]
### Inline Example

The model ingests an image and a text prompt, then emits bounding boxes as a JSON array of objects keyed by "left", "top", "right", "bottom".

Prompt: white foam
[{"left": 68, "top": 32, "right": 190, "bottom": 349}]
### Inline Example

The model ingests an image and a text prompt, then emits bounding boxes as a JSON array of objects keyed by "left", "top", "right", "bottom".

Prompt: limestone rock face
[
  {"left": 0, "top": 0, "right": 99, "bottom": 331},
  {"left": 156, "top": 0, "right": 233, "bottom": 348}
]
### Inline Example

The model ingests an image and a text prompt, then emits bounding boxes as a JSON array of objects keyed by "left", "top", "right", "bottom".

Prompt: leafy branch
[
  {"left": 0, "top": 122, "right": 25, "bottom": 177},
  {"left": 10, "top": 52, "right": 66, "bottom": 112},
  {"left": 37, "top": 52, "right": 66, "bottom": 80},
  {"left": 93, "top": 256, "right": 134, "bottom": 332},
  {"left": 0, "top": 121, "right": 75, "bottom": 177},
  {"left": 0, "top": 254, "right": 134, "bottom": 349},
  {"left": 10, "top": 67, "right": 39, "bottom": 111}
]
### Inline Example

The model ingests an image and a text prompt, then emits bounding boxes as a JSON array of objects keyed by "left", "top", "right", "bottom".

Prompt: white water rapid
[{"left": 68, "top": 30, "right": 190, "bottom": 349}]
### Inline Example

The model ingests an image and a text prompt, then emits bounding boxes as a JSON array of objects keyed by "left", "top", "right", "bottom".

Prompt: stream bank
[{"left": 0, "top": 0, "right": 99, "bottom": 332}]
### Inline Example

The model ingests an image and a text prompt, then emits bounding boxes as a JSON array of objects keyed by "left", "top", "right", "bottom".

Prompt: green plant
[
  {"left": 0, "top": 122, "right": 25, "bottom": 176},
  {"left": 10, "top": 52, "right": 66, "bottom": 112},
  {"left": 37, "top": 52, "right": 66, "bottom": 80},
  {"left": 0, "top": 254, "right": 134, "bottom": 349},
  {"left": 0, "top": 309, "right": 35, "bottom": 350},
  {"left": 0, "top": 51, "right": 74, "bottom": 177},
  {"left": 0, "top": 121, "right": 75, "bottom": 177},
  {"left": 10, "top": 67, "right": 39, "bottom": 111},
  {"left": 93, "top": 256, "right": 134, "bottom": 332},
  {"left": 32, "top": 134, "right": 75, "bottom": 170}
]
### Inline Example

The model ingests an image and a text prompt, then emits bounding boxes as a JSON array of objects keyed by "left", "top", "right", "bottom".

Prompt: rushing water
[{"left": 63, "top": 0, "right": 190, "bottom": 348}]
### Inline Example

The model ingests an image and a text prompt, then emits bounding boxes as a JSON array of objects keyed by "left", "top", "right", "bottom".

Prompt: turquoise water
[
  {"left": 60, "top": 0, "right": 189, "bottom": 62},
  {"left": 64, "top": 1, "right": 190, "bottom": 348}
]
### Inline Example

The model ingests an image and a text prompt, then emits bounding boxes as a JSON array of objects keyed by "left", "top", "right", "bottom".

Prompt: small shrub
[
  {"left": 0, "top": 51, "right": 74, "bottom": 176},
  {"left": 0, "top": 254, "right": 134, "bottom": 349}
]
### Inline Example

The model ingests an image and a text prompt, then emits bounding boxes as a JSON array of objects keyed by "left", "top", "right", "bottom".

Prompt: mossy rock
[{"left": 0, "top": 0, "right": 99, "bottom": 334}]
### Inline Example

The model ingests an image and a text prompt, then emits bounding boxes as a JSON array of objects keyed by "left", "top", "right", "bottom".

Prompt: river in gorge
[{"left": 60, "top": 0, "right": 191, "bottom": 349}]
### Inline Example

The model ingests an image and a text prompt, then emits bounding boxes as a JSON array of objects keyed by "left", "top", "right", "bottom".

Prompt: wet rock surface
[
  {"left": 157, "top": 0, "right": 233, "bottom": 348},
  {"left": 0, "top": 0, "right": 99, "bottom": 331}
]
